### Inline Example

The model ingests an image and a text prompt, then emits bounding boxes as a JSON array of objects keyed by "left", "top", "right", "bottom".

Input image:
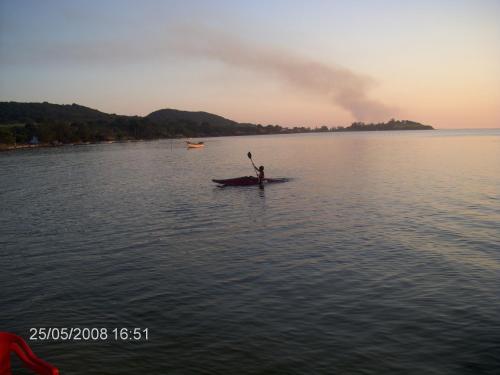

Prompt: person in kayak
[{"left": 254, "top": 165, "right": 265, "bottom": 184}]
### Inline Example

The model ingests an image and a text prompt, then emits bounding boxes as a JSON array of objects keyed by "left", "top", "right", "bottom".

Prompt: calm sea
[{"left": 1, "top": 129, "right": 499, "bottom": 374}]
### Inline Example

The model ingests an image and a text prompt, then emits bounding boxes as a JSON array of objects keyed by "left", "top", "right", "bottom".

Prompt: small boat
[
  {"left": 212, "top": 176, "right": 288, "bottom": 186},
  {"left": 186, "top": 141, "right": 204, "bottom": 148}
]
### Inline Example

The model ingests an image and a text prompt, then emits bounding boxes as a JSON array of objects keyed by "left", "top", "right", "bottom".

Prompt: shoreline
[
  {"left": 0, "top": 139, "right": 148, "bottom": 152},
  {"left": 0, "top": 128, "right": 438, "bottom": 152}
]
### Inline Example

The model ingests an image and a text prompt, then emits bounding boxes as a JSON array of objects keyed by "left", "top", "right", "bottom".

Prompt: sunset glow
[{"left": 1, "top": 0, "right": 499, "bottom": 128}]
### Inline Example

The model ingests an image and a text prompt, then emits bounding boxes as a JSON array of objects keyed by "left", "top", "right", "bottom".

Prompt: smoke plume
[{"left": 171, "top": 27, "right": 395, "bottom": 121}]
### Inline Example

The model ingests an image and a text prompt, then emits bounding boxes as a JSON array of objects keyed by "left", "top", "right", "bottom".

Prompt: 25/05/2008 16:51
[{"left": 29, "top": 328, "right": 149, "bottom": 341}]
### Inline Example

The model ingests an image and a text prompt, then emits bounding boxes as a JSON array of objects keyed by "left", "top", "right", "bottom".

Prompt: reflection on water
[{"left": 1, "top": 129, "right": 499, "bottom": 374}]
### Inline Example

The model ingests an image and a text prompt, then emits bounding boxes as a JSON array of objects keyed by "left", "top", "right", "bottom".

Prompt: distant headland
[{"left": 0, "top": 102, "right": 433, "bottom": 149}]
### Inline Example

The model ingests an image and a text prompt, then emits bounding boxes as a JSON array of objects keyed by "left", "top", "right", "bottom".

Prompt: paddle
[{"left": 247, "top": 152, "right": 259, "bottom": 177}]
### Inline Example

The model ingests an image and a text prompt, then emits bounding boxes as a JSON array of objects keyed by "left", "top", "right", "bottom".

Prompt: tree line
[{"left": 0, "top": 102, "right": 432, "bottom": 146}]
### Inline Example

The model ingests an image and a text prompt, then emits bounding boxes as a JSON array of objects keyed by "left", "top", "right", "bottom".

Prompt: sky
[{"left": 0, "top": 0, "right": 499, "bottom": 128}]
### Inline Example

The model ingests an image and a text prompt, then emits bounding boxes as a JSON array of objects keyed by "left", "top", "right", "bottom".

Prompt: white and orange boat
[{"left": 186, "top": 141, "right": 204, "bottom": 149}]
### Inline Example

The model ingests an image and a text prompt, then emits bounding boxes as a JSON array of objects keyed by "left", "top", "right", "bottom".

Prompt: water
[{"left": 1, "top": 130, "right": 499, "bottom": 374}]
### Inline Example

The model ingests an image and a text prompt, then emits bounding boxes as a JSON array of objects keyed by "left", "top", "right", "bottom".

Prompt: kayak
[{"left": 212, "top": 176, "right": 288, "bottom": 186}]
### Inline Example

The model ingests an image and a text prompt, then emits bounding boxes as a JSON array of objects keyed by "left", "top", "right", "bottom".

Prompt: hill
[
  {"left": 147, "top": 108, "right": 238, "bottom": 127},
  {"left": 0, "top": 101, "right": 434, "bottom": 147},
  {"left": 0, "top": 101, "right": 286, "bottom": 145},
  {"left": 0, "top": 101, "right": 114, "bottom": 124},
  {"left": 334, "top": 119, "right": 433, "bottom": 131},
  {"left": 145, "top": 108, "right": 263, "bottom": 136}
]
